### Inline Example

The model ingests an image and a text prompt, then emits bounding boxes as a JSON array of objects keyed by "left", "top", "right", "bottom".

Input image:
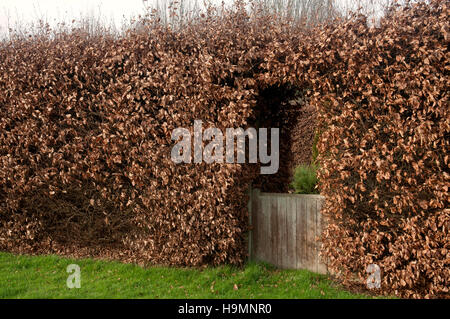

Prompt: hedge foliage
[
  {"left": 0, "top": 0, "right": 448, "bottom": 298},
  {"left": 313, "top": 2, "right": 449, "bottom": 298}
]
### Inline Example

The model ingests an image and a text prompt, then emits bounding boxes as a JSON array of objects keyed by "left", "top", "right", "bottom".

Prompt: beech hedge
[{"left": 0, "top": 0, "right": 447, "bottom": 298}]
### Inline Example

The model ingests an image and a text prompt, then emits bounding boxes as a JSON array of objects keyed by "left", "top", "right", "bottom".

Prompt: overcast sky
[
  {"left": 0, "top": 0, "right": 386, "bottom": 36},
  {"left": 0, "top": 0, "right": 151, "bottom": 34}
]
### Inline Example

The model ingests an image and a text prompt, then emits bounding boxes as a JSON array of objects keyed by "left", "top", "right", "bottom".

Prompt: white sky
[
  {"left": 0, "top": 0, "right": 150, "bottom": 34},
  {"left": 0, "top": 0, "right": 386, "bottom": 36}
]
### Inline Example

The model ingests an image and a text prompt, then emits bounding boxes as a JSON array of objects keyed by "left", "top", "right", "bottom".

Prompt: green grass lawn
[{"left": 0, "top": 251, "right": 375, "bottom": 299}]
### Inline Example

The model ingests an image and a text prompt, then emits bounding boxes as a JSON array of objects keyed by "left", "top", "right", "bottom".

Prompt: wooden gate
[{"left": 249, "top": 189, "right": 327, "bottom": 274}]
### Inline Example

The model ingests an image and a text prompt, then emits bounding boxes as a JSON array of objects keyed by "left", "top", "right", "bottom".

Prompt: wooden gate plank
[
  {"left": 278, "top": 196, "right": 287, "bottom": 268},
  {"left": 316, "top": 198, "right": 327, "bottom": 274},
  {"left": 261, "top": 196, "right": 270, "bottom": 263},
  {"left": 285, "top": 197, "right": 296, "bottom": 269},
  {"left": 270, "top": 196, "right": 278, "bottom": 267},
  {"left": 296, "top": 197, "right": 306, "bottom": 269},
  {"left": 308, "top": 197, "right": 317, "bottom": 272}
]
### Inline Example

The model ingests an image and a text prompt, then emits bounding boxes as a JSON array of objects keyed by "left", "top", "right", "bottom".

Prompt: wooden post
[{"left": 247, "top": 185, "right": 253, "bottom": 261}]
